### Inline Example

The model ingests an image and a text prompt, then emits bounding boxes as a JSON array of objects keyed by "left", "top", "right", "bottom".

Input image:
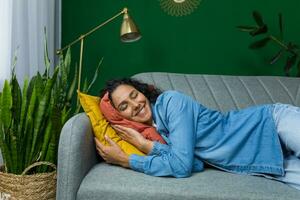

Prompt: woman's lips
[{"left": 135, "top": 105, "right": 146, "bottom": 117}]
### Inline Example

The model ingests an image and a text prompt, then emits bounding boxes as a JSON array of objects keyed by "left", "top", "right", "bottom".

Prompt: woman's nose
[{"left": 131, "top": 100, "right": 140, "bottom": 110}]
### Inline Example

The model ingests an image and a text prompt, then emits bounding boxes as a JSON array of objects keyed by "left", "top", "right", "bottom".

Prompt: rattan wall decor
[{"left": 159, "top": 0, "right": 201, "bottom": 17}]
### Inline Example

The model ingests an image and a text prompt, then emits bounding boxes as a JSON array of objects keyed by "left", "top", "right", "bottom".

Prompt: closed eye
[
  {"left": 118, "top": 90, "right": 137, "bottom": 111},
  {"left": 130, "top": 91, "right": 138, "bottom": 99},
  {"left": 119, "top": 103, "right": 128, "bottom": 111}
]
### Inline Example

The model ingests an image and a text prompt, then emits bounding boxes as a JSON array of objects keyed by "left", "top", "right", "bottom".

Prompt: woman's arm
[
  {"left": 95, "top": 91, "right": 204, "bottom": 177},
  {"left": 112, "top": 125, "right": 154, "bottom": 154},
  {"left": 128, "top": 91, "right": 203, "bottom": 177}
]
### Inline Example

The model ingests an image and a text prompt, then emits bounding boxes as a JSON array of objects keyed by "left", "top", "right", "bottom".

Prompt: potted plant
[{"left": 0, "top": 35, "right": 101, "bottom": 199}]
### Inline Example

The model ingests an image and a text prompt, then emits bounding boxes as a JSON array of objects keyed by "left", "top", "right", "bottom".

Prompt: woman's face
[{"left": 111, "top": 84, "right": 153, "bottom": 125}]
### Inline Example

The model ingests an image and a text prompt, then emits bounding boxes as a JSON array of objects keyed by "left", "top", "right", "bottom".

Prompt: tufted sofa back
[{"left": 133, "top": 72, "right": 300, "bottom": 112}]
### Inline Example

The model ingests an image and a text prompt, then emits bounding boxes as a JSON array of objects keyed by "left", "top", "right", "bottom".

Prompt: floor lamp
[{"left": 56, "top": 7, "right": 141, "bottom": 92}]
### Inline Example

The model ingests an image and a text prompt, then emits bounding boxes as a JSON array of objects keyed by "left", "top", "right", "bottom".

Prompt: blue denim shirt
[{"left": 129, "top": 91, "right": 284, "bottom": 177}]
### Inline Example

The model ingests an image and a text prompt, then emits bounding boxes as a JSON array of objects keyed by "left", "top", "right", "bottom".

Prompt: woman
[{"left": 95, "top": 78, "right": 300, "bottom": 190}]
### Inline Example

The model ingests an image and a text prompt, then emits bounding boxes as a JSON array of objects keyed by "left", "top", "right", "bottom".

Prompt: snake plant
[{"left": 0, "top": 37, "right": 101, "bottom": 174}]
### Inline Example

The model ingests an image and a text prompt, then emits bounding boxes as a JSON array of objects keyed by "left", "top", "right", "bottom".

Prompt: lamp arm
[{"left": 56, "top": 8, "right": 127, "bottom": 54}]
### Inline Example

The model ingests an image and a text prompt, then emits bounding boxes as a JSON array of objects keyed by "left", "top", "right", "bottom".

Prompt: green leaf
[
  {"left": 62, "top": 48, "right": 71, "bottom": 87},
  {"left": 87, "top": 57, "right": 103, "bottom": 93},
  {"left": 61, "top": 107, "right": 71, "bottom": 124},
  {"left": 67, "top": 63, "right": 78, "bottom": 103},
  {"left": 74, "top": 103, "right": 82, "bottom": 114},
  {"left": 25, "top": 86, "right": 37, "bottom": 129},
  {"left": 249, "top": 37, "right": 270, "bottom": 49},
  {"left": 11, "top": 74, "right": 22, "bottom": 132},
  {"left": 44, "top": 125, "right": 59, "bottom": 165},
  {"left": 270, "top": 49, "right": 285, "bottom": 65},
  {"left": 9, "top": 128, "right": 19, "bottom": 173},
  {"left": 1, "top": 80, "right": 12, "bottom": 130},
  {"left": 249, "top": 25, "right": 268, "bottom": 36},
  {"left": 0, "top": 93, "right": 1, "bottom": 120},
  {"left": 29, "top": 68, "right": 59, "bottom": 163},
  {"left": 24, "top": 117, "right": 34, "bottom": 168},
  {"left": 252, "top": 11, "right": 264, "bottom": 27},
  {"left": 19, "top": 78, "right": 29, "bottom": 170},
  {"left": 0, "top": 133, "right": 12, "bottom": 172},
  {"left": 284, "top": 54, "right": 297, "bottom": 76},
  {"left": 82, "top": 78, "right": 88, "bottom": 93},
  {"left": 38, "top": 120, "right": 52, "bottom": 173},
  {"left": 35, "top": 72, "right": 45, "bottom": 100},
  {"left": 287, "top": 42, "right": 299, "bottom": 52},
  {"left": 41, "top": 103, "right": 62, "bottom": 172},
  {"left": 236, "top": 25, "right": 257, "bottom": 32},
  {"left": 43, "top": 137, "right": 55, "bottom": 170},
  {"left": 10, "top": 51, "right": 18, "bottom": 81},
  {"left": 38, "top": 91, "right": 56, "bottom": 167},
  {"left": 0, "top": 89, "right": 13, "bottom": 172},
  {"left": 19, "top": 78, "right": 29, "bottom": 136},
  {"left": 0, "top": 94, "right": 1, "bottom": 125},
  {"left": 24, "top": 86, "right": 37, "bottom": 166},
  {"left": 10, "top": 75, "right": 22, "bottom": 173},
  {"left": 43, "top": 27, "right": 51, "bottom": 78},
  {"left": 27, "top": 75, "right": 37, "bottom": 101}
]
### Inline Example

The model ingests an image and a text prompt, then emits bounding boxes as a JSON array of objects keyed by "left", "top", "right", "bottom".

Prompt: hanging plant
[
  {"left": 237, "top": 11, "right": 300, "bottom": 76},
  {"left": 159, "top": 0, "right": 201, "bottom": 17}
]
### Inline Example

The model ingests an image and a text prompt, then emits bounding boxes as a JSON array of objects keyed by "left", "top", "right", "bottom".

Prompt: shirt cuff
[
  {"left": 129, "top": 154, "right": 147, "bottom": 173},
  {"left": 149, "top": 141, "right": 169, "bottom": 156}
]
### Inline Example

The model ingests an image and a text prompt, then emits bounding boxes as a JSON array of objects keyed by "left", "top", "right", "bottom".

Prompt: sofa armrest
[{"left": 56, "top": 113, "right": 99, "bottom": 200}]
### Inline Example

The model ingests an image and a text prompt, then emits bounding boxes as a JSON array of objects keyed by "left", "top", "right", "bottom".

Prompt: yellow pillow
[{"left": 78, "top": 91, "right": 145, "bottom": 156}]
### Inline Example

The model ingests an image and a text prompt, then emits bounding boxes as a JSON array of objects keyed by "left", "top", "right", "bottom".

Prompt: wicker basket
[{"left": 0, "top": 161, "right": 56, "bottom": 200}]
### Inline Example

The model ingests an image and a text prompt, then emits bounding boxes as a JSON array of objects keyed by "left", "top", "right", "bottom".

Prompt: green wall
[{"left": 62, "top": 0, "right": 300, "bottom": 94}]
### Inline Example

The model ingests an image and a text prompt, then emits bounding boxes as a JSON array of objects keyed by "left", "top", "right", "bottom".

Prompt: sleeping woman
[{"left": 95, "top": 78, "right": 300, "bottom": 191}]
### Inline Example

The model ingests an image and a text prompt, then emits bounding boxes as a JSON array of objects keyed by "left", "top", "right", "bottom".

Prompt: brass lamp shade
[{"left": 120, "top": 12, "right": 141, "bottom": 42}]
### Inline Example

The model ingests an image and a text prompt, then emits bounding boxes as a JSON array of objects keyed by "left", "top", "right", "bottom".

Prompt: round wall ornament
[{"left": 159, "top": 0, "right": 201, "bottom": 17}]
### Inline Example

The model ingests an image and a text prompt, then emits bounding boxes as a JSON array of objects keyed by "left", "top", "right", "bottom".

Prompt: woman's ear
[{"left": 148, "top": 85, "right": 154, "bottom": 91}]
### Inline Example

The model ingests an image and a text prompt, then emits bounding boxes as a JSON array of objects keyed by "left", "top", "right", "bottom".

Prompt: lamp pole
[{"left": 56, "top": 8, "right": 130, "bottom": 92}]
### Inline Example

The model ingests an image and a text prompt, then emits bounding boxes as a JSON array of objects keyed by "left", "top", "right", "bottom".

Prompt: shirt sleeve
[{"left": 129, "top": 91, "right": 204, "bottom": 177}]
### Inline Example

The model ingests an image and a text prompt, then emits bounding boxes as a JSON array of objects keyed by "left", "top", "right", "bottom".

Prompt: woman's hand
[
  {"left": 94, "top": 136, "right": 129, "bottom": 168},
  {"left": 112, "top": 125, "right": 154, "bottom": 154}
]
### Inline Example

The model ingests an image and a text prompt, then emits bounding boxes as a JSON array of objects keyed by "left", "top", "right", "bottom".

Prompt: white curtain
[
  {"left": 0, "top": 0, "right": 61, "bottom": 90},
  {"left": 0, "top": 0, "right": 13, "bottom": 90}
]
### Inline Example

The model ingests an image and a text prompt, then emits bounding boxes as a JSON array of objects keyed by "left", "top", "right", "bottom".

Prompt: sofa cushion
[
  {"left": 78, "top": 91, "right": 144, "bottom": 156},
  {"left": 77, "top": 163, "right": 300, "bottom": 200}
]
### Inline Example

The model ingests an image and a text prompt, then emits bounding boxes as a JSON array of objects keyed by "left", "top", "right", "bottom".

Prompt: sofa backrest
[{"left": 132, "top": 72, "right": 300, "bottom": 112}]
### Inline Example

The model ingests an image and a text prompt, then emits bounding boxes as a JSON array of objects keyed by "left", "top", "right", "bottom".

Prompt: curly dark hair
[{"left": 99, "top": 78, "right": 162, "bottom": 105}]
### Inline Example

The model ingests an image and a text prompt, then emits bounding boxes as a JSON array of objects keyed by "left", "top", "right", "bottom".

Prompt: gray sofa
[{"left": 57, "top": 72, "right": 300, "bottom": 200}]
